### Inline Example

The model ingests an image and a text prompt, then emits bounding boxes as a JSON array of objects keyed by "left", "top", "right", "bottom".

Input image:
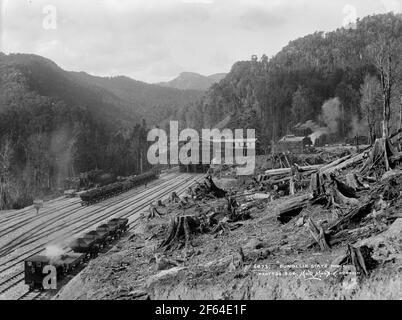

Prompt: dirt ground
[{"left": 54, "top": 158, "right": 402, "bottom": 300}]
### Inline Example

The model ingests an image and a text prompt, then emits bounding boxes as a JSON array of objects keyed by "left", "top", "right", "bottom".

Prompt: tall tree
[
  {"left": 0, "top": 137, "right": 13, "bottom": 209},
  {"left": 366, "top": 15, "right": 402, "bottom": 137},
  {"left": 291, "top": 86, "right": 312, "bottom": 125},
  {"left": 360, "top": 75, "right": 382, "bottom": 143}
]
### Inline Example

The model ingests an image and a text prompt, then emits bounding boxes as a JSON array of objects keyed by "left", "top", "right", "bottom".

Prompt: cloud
[
  {"left": 0, "top": 0, "right": 398, "bottom": 82},
  {"left": 238, "top": 8, "right": 287, "bottom": 30},
  {"left": 381, "top": 0, "right": 401, "bottom": 13}
]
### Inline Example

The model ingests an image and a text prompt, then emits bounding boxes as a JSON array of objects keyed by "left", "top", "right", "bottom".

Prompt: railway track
[
  {"left": 0, "top": 173, "right": 206, "bottom": 299},
  {"left": 0, "top": 173, "right": 196, "bottom": 271},
  {"left": 0, "top": 172, "right": 185, "bottom": 257},
  {"left": 0, "top": 171, "right": 179, "bottom": 238},
  {"left": 18, "top": 290, "right": 50, "bottom": 300},
  {"left": 0, "top": 172, "right": 197, "bottom": 263}
]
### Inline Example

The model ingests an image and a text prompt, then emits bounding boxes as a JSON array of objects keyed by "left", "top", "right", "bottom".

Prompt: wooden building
[{"left": 276, "top": 135, "right": 312, "bottom": 153}]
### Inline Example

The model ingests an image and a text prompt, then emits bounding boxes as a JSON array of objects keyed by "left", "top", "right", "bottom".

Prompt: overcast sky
[{"left": 0, "top": 0, "right": 400, "bottom": 83}]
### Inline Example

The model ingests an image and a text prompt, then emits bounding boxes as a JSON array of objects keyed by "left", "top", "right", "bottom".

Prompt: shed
[{"left": 277, "top": 135, "right": 311, "bottom": 153}]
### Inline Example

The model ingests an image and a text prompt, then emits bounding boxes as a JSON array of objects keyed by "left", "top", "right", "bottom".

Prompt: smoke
[
  {"left": 297, "top": 120, "right": 329, "bottom": 145},
  {"left": 50, "top": 126, "right": 73, "bottom": 187},
  {"left": 297, "top": 97, "right": 367, "bottom": 145},
  {"left": 44, "top": 245, "right": 66, "bottom": 264},
  {"left": 350, "top": 115, "right": 368, "bottom": 138},
  {"left": 309, "top": 128, "right": 330, "bottom": 145},
  {"left": 321, "top": 98, "right": 341, "bottom": 134},
  {"left": 297, "top": 98, "right": 341, "bottom": 145}
]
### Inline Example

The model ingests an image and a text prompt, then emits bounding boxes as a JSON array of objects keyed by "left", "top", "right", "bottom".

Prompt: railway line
[
  {"left": 0, "top": 172, "right": 199, "bottom": 271},
  {"left": 0, "top": 173, "right": 198, "bottom": 268},
  {"left": 0, "top": 172, "right": 185, "bottom": 257},
  {"left": 0, "top": 172, "right": 176, "bottom": 236},
  {"left": 0, "top": 172, "right": 206, "bottom": 300}
]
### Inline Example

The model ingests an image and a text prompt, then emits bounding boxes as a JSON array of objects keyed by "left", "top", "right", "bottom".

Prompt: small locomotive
[
  {"left": 24, "top": 253, "right": 84, "bottom": 291},
  {"left": 24, "top": 218, "right": 129, "bottom": 291}
]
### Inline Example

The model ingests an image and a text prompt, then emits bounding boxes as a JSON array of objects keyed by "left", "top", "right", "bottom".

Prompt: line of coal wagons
[{"left": 80, "top": 170, "right": 160, "bottom": 206}]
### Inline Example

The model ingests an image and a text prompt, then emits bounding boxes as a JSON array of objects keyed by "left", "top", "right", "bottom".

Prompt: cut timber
[{"left": 276, "top": 193, "right": 314, "bottom": 223}]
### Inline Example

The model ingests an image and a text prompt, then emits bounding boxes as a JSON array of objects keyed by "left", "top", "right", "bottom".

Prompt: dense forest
[
  {"left": 183, "top": 13, "right": 402, "bottom": 153},
  {"left": 0, "top": 54, "right": 203, "bottom": 209}
]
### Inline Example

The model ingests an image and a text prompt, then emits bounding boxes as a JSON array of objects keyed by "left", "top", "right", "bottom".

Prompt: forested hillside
[
  {"left": 185, "top": 13, "right": 402, "bottom": 152},
  {"left": 70, "top": 72, "right": 204, "bottom": 125},
  {"left": 1, "top": 13, "right": 401, "bottom": 209},
  {"left": 0, "top": 54, "right": 202, "bottom": 209}
]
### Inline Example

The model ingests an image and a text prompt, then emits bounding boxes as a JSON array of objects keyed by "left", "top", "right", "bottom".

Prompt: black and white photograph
[{"left": 0, "top": 0, "right": 402, "bottom": 307}]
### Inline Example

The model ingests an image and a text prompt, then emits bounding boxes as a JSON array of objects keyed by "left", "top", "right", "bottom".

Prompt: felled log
[
  {"left": 294, "top": 164, "right": 323, "bottom": 172},
  {"left": 264, "top": 168, "right": 292, "bottom": 177},
  {"left": 276, "top": 193, "right": 314, "bottom": 223},
  {"left": 321, "top": 152, "right": 366, "bottom": 177},
  {"left": 264, "top": 165, "right": 321, "bottom": 177},
  {"left": 319, "top": 154, "right": 353, "bottom": 173},
  {"left": 327, "top": 200, "right": 375, "bottom": 234},
  {"left": 306, "top": 201, "right": 376, "bottom": 250}
]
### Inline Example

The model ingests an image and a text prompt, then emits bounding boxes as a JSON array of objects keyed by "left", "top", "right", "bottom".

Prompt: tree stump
[
  {"left": 159, "top": 215, "right": 201, "bottom": 251},
  {"left": 148, "top": 203, "right": 164, "bottom": 220},
  {"left": 306, "top": 218, "right": 331, "bottom": 251}
]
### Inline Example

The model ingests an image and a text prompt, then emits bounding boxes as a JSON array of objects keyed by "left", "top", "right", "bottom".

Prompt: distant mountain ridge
[
  {"left": 158, "top": 72, "right": 227, "bottom": 91},
  {"left": 69, "top": 71, "right": 204, "bottom": 125}
]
